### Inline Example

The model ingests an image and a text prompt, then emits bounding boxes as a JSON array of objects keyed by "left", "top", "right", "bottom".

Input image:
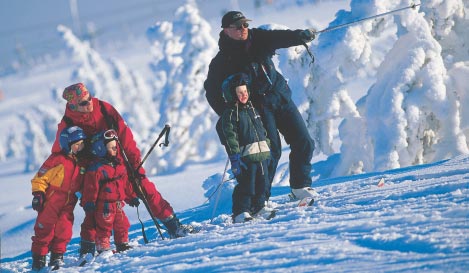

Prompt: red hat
[{"left": 62, "top": 83, "right": 90, "bottom": 110}]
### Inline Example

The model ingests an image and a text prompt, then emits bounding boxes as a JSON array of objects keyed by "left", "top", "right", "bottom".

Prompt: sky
[{"left": 0, "top": 0, "right": 468, "bottom": 272}]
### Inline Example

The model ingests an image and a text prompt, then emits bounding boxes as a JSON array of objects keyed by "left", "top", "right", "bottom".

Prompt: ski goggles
[
  {"left": 229, "top": 22, "right": 249, "bottom": 30},
  {"left": 77, "top": 95, "right": 92, "bottom": 106},
  {"left": 104, "top": 129, "right": 118, "bottom": 140}
]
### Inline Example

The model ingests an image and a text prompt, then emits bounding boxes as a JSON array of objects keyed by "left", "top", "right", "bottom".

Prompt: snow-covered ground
[
  {"left": 2, "top": 153, "right": 468, "bottom": 272},
  {"left": 1, "top": 0, "right": 468, "bottom": 272}
]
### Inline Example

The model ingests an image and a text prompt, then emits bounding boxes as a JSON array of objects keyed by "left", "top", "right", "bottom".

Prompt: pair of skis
[{"left": 288, "top": 193, "right": 315, "bottom": 207}]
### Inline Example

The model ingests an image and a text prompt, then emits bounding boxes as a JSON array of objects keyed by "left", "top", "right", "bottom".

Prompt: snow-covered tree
[
  {"left": 21, "top": 112, "right": 51, "bottom": 172},
  {"left": 307, "top": 0, "right": 469, "bottom": 175},
  {"left": 146, "top": 1, "right": 221, "bottom": 172}
]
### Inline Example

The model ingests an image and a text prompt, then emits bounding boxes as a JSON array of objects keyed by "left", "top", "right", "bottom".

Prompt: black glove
[
  {"left": 299, "top": 29, "right": 316, "bottom": 43},
  {"left": 32, "top": 191, "right": 45, "bottom": 212},
  {"left": 127, "top": 197, "right": 140, "bottom": 207}
]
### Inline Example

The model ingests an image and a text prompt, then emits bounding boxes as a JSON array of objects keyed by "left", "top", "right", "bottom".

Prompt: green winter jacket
[{"left": 218, "top": 101, "right": 270, "bottom": 163}]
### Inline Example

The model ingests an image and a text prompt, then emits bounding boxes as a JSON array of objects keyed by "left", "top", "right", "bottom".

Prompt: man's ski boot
[
  {"left": 162, "top": 214, "right": 195, "bottom": 239},
  {"left": 49, "top": 252, "right": 64, "bottom": 271},
  {"left": 251, "top": 206, "right": 276, "bottom": 220},
  {"left": 232, "top": 212, "right": 254, "bottom": 223},
  {"left": 290, "top": 187, "right": 318, "bottom": 199},
  {"left": 32, "top": 253, "right": 46, "bottom": 271}
]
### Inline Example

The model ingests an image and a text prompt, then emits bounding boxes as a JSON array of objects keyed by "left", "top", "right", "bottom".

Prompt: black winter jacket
[{"left": 204, "top": 28, "right": 306, "bottom": 116}]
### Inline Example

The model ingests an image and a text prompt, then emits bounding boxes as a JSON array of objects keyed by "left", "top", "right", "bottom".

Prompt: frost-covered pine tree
[
  {"left": 21, "top": 112, "right": 51, "bottom": 172},
  {"left": 309, "top": 0, "right": 469, "bottom": 175},
  {"left": 422, "top": 0, "right": 469, "bottom": 155},
  {"left": 146, "top": 1, "right": 221, "bottom": 172}
]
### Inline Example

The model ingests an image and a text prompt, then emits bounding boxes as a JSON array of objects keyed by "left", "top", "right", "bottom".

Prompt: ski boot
[
  {"left": 79, "top": 240, "right": 96, "bottom": 258},
  {"left": 49, "top": 252, "right": 64, "bottom": 271},
  {"left": 32, "top": 253, "right": 46, "bottom": 271},
  {"left": 290, "top": 187, "right": 318, "bottom": 200},
  {"left": 251, "top": 206, "right": 276, "bottom": 220},
  {"left": 162, "top": 214, "right": 195, "bottom": 239},
  {"left": 232, "top": 212, "right": 254, "bottom": 223},
  {"left": 116, "top": 242, "right": 133, "bottom": 253}
]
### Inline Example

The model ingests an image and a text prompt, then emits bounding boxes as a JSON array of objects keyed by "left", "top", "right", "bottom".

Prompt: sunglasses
[
  {"left": 230, "top": 22, "right": 249, "bottom": 30},
  {"left": 104, "top": 129, "right": 118, "bottom": 140},
  {"left": 77, "top": 95, "right": 92, "bottom": 107}
]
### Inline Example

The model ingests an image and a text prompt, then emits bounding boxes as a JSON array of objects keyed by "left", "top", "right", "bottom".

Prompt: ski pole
[
  {"left": 210, "top": 158, "right": 230, "bottom": 223},
  {"left": 136, "top": 205, "right": 149, "bottom": 244},
  {"left": 311, "top": 3, "right": 420, "bottom": 35},
  {"left": 116, "top": 137, "right": 166, "bottom": 240},
  {"left": 136, "top": 124, "right": 170, "bottom": 173}
]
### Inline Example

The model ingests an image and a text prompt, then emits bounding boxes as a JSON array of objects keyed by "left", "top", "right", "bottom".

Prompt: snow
[{"left": 1, "top": 0, "right": 468, "bottom": 272}]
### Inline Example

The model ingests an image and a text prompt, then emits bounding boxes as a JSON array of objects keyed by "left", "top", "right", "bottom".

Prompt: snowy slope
[{"left": 2, "top": 154, "right": 468, "bottom": 272}]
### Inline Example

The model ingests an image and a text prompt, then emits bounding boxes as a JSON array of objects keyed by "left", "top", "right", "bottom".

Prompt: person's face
[
  {"left": 106, "top": 140, "right": 118, "bottom": 157},
  {"left": 76, "top": 93, "right": 93, "bottom": 113},
  {"left": 70, "top": 140, "right": 85, "bottom": 154},
  {"left": 235, "top": 85, "right": 249, "bottom": 104},
  {"left": 224, "top": 21, "right": 249, "bottom": 41}
]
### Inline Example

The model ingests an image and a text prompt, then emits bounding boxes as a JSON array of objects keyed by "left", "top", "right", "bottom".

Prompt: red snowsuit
[
  {"left": 31, "top": 152, "right": 85, "bottom": 255},
  {"left": 82, "top": 157, "right": 136, "bottom": 251},
  {"left": 52, "top": 98, "right": 174, "bottom": 243}
]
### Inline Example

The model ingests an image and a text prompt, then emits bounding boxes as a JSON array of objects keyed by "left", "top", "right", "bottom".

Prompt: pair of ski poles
[{"left": 116, "top": 124, "right": 171, "bottom": 241}]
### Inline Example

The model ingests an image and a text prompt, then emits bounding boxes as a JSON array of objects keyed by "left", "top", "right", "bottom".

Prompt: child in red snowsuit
[
  {"left": 31, "top": 126, "right": 87, "bottom": 271},
  {"left": 82, "top": 130, "right": 140, "bottom": 253}
]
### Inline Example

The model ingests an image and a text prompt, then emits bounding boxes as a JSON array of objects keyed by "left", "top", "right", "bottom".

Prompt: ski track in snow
[{"left": 2, "top": 156, "right": 468, "bottom": 272}]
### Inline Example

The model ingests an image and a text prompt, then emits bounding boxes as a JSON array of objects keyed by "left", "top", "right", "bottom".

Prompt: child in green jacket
[{"left": 217, "top": 73, "right": 273, "bottom": 223}]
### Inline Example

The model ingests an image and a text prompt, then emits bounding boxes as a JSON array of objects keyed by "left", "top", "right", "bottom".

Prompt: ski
[
  {"left": 298, "top": 197, "right": 314, "bottom": 207},
  {"left": 288, "top": 194, "right": 315, "bottom": 207},
  {"left": 377, "top": 177, "right": 385, "bottom": 187},
  {"left": 34, "top": 262, "right": 63, "bottom": 273},
  {"left": 76, "top": 253, "right": 94, "bottom": 267},
  {"left": 34, "top": 260, "right": 66, "bottom": 272},
  {"left": 34, "top": 267, "right": 53, "bottom": 273},
  {"left": 252, "top": 209, "right": 277, "bottom": 221},
  {"left": 265, "top": 209, "right": 276, "bottom": 220}
]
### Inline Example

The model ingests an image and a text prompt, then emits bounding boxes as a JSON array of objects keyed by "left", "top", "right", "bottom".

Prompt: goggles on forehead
[{"left": 104, "top": 129, "right": 118, "bottom": 140}]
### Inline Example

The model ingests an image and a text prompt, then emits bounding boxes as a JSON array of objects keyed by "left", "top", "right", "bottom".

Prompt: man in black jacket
[{"left": 204, "top": 11, "right": 317, "bottom": 200}]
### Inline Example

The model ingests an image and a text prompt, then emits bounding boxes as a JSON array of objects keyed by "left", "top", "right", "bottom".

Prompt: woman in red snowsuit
[
  {"left": 82, "top": 132, "right": 138, "bottom": 253},
  {"left": 31, "top": 126, "right": 87, "bottom": 271},
  {"left": 53, "top": 83, "right": 192, "bottom": 257}
]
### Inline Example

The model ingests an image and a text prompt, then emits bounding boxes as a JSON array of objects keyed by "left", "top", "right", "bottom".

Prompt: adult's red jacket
[{"left": 52, "top": 98, "right": 143, "bottom": 172}]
